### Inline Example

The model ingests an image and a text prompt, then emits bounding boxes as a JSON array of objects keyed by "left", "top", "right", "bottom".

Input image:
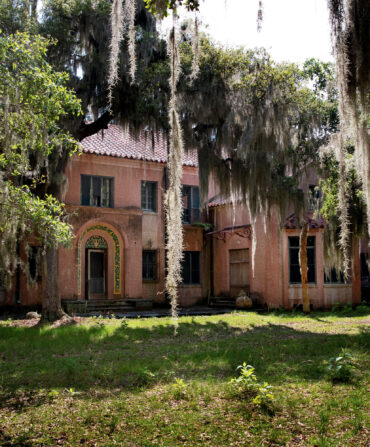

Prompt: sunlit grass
[{"left": 0, "top": 310, "right": 369, "bottom": 446}]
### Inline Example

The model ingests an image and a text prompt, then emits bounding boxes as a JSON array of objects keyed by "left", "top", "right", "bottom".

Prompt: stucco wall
[{"left": 210, "top": 203, "right": 361, "bottom": 309}]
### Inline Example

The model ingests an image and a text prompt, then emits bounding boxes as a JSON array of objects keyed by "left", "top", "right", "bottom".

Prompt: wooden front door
[
  {"left": 229, "top": 249, "right": 250, "bottom": 297},
  {"left": 87, "top": 249, "right": 106, "bottom": 299}
]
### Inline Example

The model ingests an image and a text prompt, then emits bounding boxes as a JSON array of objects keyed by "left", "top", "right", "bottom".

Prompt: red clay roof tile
[{"left": 81, "top": 124, "right": 198, "bottom": 166}]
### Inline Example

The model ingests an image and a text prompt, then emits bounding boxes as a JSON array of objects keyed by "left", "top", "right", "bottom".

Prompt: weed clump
[
  {"left": 229, "top": 363, "right": 274, "bottom": 409},
  {"left": 324, "top": 348, "right": 357, "bottom": 383}
]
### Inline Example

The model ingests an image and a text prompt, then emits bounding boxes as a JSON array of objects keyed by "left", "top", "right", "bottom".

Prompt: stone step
[
  {"left": 209, "top": 297, "right": 236, "bottom": 308},
  {"left": 86, "top": 307, "right": 135, "bottom": 313},
  {"left": 62, "top": 298, "right": 153, "bottom": 315}
]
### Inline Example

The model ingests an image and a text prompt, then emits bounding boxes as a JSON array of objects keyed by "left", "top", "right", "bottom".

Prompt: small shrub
[
  {"left": 354, "top": 302, "right": 369, "bottom": 315},
  {"left": 325, "top": 348, "right": 356, "bottom": 382},
  {"left": 47, "top": 389, "right": 60, "bottom": 399},
  {"left": 252, "top": 382, "right": 274, "bottom": 407},
  {"left": 120, "top": 318, "right": 129, "bottom": 329},
  {"left": 229, "top": 363, "right": 258, "bottom": 396},
  {"left": 65, "top": 387, "right": 80, "bottom": 397},
  {"left": 229, "top": 363, "right": 274, "bottom": 409},
  {"left": 137, "top": 367, "right": 156, "bottom": 386},
  {"left": 172, "top": 377, "right": 188, "bottom": 400}
]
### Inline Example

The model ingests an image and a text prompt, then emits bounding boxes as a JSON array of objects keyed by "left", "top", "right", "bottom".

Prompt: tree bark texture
[
  {"left": 299, "top": 222, "right": 310, "bottom": 313},
  {"left": 41, "top": 247, "right": 68, "bottom": 322}
]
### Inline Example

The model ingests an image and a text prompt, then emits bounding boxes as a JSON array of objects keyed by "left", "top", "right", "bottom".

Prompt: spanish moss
[{"left": 165, "top": 20, "right": 184, "bottom": 330}]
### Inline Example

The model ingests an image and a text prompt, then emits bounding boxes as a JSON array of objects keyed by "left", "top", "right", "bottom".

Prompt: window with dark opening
[
  {"left": 27, "top": 246, "right": 42, "bottom": 283},
  {"left": 81, "top": 175, "right": 113, "bottom": 207},
  {"left": 182, "top": 185, "right": 200, "bottom": 223},
  {"left": 182, "top": 251, "right": 200, "bottom": 285},
  {"left": 308, "top": 185, "right": 321, "bottom": 210},
  {"left": 324, "top": 268, "right": 346, "bottom": 284},
  {"left": 141, "top": 181, "right": 157, "bottom": 212},
  {"left": 289, "top": 236, "right": 316, "bottom": 284},
  {"left": 142, "top": 250, "right": 157, "bottom": 281}
]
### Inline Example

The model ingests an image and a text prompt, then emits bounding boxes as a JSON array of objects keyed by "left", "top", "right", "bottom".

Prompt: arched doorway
[
  {"left": 85, "top": 236, "right": 107, "bottom": 299},
  {"left": 77, "top": 222, "right": 124, "bottom": 299}
]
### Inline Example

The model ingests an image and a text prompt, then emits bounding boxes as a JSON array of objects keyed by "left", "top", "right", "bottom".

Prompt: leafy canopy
[{"left": 0, "top": 32, "right": 81, "bottom": 279}]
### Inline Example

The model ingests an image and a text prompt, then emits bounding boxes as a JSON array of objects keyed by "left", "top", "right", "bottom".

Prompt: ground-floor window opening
[
  {"left": 142, "top": 250, "right": 157, "bottom": 281},
  {"left": 289, "top": 236, "right": 316, "bottom": 284},
  {"left": 182, "top": 251, "right": 201, "bottom": 285}
]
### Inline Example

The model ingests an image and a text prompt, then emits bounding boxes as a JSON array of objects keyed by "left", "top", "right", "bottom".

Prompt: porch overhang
[{"left": 206, "top": 224, "right": 252, "bottom": 242}]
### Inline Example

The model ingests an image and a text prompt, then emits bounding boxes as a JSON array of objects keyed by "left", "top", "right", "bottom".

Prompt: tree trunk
[
  {"left": 40, "top": 247, "right": 69, "bottom": 322},
  {"left": 299, "top": 222, "right": 310, "bottom": 313}
]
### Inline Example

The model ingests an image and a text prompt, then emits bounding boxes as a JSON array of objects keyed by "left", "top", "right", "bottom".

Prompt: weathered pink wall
[
  {"left": 210, "top": 203, "right": 361, "bottom": 309},
  {"left": 1, "top": 154, "right": 362, "bottom": 310},
  {"left": 58, "top": 154, "right": 205, "bottom": 306}
]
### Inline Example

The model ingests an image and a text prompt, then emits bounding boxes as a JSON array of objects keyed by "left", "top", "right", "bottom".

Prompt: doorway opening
[
  {"left": 86, "top": 249, "right": 107, "bottom": 299},
  {"left": 229, "top": 248, "right": 250, "bottom": 297}
]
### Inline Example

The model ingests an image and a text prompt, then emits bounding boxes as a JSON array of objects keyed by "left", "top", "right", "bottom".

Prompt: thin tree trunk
[
  {"left": 299, "top": 222, "right": 310, "bottom": 313},
  {"left": 40, "top": 247, "right": 69, "bottom": 322}
]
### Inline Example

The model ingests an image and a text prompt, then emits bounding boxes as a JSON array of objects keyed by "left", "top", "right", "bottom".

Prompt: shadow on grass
[
  {"left": 268, "top": 306, "right": 370, "bottom": 320},
  {"left": 0, "top": 317, "right": 369, "bottom": 399}
]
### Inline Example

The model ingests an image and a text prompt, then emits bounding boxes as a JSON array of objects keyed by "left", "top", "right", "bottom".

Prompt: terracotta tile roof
[
  {"left": 208, "top": 196, "right": 232, "bottom": 207},
  {"left": 285, "top": 212, "right": 326, "bottom": 229},
  {"left": 81, "top": 124, "right": 198, "bottom": 166}
]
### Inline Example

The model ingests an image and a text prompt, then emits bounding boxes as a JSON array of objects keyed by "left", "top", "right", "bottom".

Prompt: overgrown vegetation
[
  {"left": 0, "top": 311, "right": 369, "bottom": 446},
  {"left": 0, "top": 32, "right": 80, "bottom": 295}
]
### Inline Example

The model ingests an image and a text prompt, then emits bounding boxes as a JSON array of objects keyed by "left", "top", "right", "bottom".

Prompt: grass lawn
[{"left": 0, "top": 309, "right": 369, "bottom": 446}]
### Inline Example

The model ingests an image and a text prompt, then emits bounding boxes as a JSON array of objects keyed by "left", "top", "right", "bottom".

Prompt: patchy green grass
[{"left": 0, "top": 310, "right": 369, "bottom": 446}]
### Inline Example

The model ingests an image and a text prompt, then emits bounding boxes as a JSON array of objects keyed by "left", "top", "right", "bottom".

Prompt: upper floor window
[
  {"left": 289, "top": 236, "right": 316, "bottom": 284},
  {"left": 182, "top": 185, "right": 200, "bottom": 224},
  {"left": 81, "top": 175, "right": 113, "bottom": 207},
  {"left": 182, "top": 251, "right": 201, "bottom": 285},
  {"left": 308, "top": 185, "right": 321, "bottom": 210},
  {"left": 141, "top": 181, "right": 157, "bottom": 212}
]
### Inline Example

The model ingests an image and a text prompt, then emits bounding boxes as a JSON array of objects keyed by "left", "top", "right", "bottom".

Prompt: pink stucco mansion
[{"left": 0, "top": 125, "right": 366, "bottom": 311}]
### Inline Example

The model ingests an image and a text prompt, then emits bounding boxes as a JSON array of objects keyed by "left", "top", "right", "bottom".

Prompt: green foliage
[
  {"left": 144, "top": 0, "right": 200, "bottom": 18},
  {"left": 0, "top": 31, "right": 81, "bottom": 279},
  {"left": 137, "top": 367, "right": 157, "bottom": 386},
  {"left": 302, "top": 58, "right": 335, "bottom": 94},
  {"left": 324, "top": 348, "right": 357, "bottom": 383},
  {"left": 120, "top": 317, "right": 129, "bottom": 329},
  {"left": 252, "top": 382, "right": 274, "bottom": 407},
  {"left": 229, "top": 362, "right": 274, "bottom": 408},
  {"left": 0, "top": 32, "right": 80, "bottom": 174},
  {"left": 171, "top": 377, "right": 188, "bottom": 400},
  {"left": 0, "top": 183, "right": 73, "bottom": 248},
  {"left": 229, "top": 363, "right": 258, "bottom": 395},
  {"left": 0, "top": 313, "right": 368, "bottom": 445},
  {"left": 319, "top": 147, "right": 367, "bottom": 271}
]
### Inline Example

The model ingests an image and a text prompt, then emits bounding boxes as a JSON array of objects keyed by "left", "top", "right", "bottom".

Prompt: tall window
[
  {"left": 308, "top": 185, "right": 321, "bottom": 210},
  {"left": 81, "top": 175, "right": 113, "bottom": 207},
  {"left": 324, "top": 268, "right": 346, "bottom": 284},
  {"left": 141, "top": 181, "right": 157, "bottom": 212},
  {"left": 182, "top": 185, "right": 200, "bottom": 223},
  {"left": 289, "top": 236, "right": 316, "bottom": 284},
  {"left": 142, "top": 251, "right": 157, "bottom": 281},
  {"left": 182, "top": 251, "right": 201, "bottom": 285},
  {"left": 27, "top": 246, "right": 42, "bottom": 283}
]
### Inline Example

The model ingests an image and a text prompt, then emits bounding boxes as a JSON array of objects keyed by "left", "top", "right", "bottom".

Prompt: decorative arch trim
[
  {"left": 86, "top": 235, "right": 108, "bottom": 249},
  {"left": 78, "top": 225, "right": 121, "bottom": 296}
]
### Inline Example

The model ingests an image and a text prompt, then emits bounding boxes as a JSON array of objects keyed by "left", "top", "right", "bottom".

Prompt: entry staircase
[
  {"left": 208, "top": 296, "right": 237, "bottom": 308},
  {"left": 62, "top": 298, "right": 153, "bottom": 315}
]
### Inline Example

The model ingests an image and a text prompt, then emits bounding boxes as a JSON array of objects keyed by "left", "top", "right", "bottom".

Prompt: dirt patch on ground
[{"left": 7, "top": 317, "right": 79, "bottom": 328}]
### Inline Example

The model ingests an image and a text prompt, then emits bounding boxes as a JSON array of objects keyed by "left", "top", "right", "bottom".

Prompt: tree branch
[{"left": 73, "top": 111, "right": 113, "bottom": 142}]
